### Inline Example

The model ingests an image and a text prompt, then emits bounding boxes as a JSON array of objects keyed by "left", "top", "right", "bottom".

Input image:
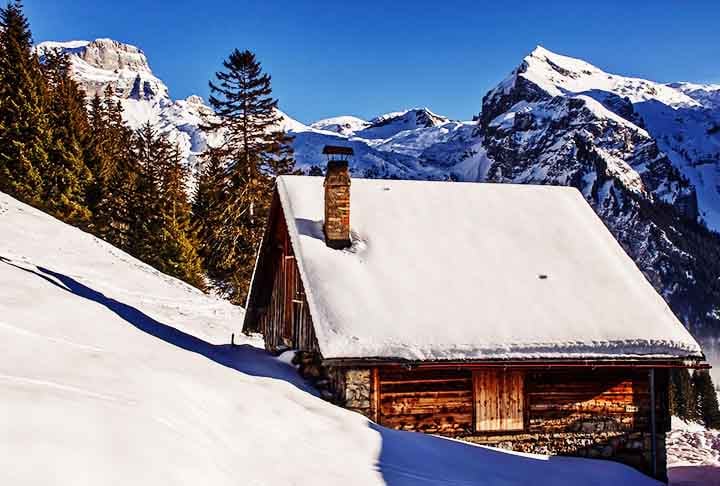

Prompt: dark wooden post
[{"left": 649, "top": 368, "right": 657, "bottom": 478}]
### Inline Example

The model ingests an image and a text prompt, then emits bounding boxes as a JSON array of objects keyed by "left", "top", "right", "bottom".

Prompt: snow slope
[
  {"left": 0, "top": 192, "right": 666, "bottom": 485},
  {"left": 667, "top": 417, "right": 720, "bottom": 485}
]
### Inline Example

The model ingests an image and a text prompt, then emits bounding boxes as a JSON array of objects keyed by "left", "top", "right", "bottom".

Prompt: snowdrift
[{"left": 0, "top": 191, "right": 663, "bottom": 485}]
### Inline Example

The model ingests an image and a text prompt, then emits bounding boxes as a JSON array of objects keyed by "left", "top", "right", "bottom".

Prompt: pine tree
[
  {"left": 90, "top": 87, "right": 138, "bottom": 248},
  {"left": 193, "top": 146, "right": 227, "bottom": 270},
  {"left": 40, "top": 48, "right": 92, "bottom": 224},
  {"left": 127, "top": 121, "right": 167, "bottom": 261},
  {"left": 130, "top": 122, "right": 204, "bottom": 288},
  {"left": 0, "top": 0, "right": 49, "bottom": 203},
  {"left": 692, "top": 370, "right": 720, "bottom": 429},
  {"left": 199, "top": 48, "right": 296, "bottom": 303},
  {"left": 670, "top": 368, "right": 697, "bottom": 421},
  {"left": 84, "top": 93, "right": 107, "bottom": 213},
  {"left": 159, "top": 144, "right": 205, "bottom": 288}
]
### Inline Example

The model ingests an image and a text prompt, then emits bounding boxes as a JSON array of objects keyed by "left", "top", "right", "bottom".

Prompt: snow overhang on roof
[{"left": 261, "top": 176, "right": 703, "bottom": 362}]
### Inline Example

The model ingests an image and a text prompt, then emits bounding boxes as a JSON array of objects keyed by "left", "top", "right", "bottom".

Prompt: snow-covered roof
[{"left": 268, "top": 176, "right": 703, "bottom": 361}]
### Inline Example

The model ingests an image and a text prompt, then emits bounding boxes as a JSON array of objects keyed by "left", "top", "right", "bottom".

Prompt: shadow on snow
[{"left": 0, "top": 256, "right": 314, "bottom": 394}]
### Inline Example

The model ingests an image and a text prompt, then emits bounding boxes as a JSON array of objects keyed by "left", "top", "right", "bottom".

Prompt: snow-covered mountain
[
  {"left": 476, "top": 46, "right": 720, "bottom": 374},
  {"left": 0, "top": 190, "right": 664, "bottom": 485},
  {"left": 483, "top": 46, "right": 720, "bottom": 231},
  {"left": 39, "top": 38, "right": 720, "bottom": 375}
]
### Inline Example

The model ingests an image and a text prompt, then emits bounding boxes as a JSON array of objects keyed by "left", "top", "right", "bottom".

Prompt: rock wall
[{"left": 464, "top": 430, "right": 666, "bottom": 481}]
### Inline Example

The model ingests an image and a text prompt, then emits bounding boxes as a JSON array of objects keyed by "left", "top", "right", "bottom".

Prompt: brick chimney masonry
[{"left": 323, "top": 158, "right": 352, "bottom": 249}]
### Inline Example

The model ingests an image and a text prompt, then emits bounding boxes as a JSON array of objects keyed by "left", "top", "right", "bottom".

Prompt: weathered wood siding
[
  {"left": 525, "top": 369, "right": 669, "bottom": 434},
  {"left": 377, "top": 368, "right": 474, "bottom": 434},
  {"left": 254, "top": 199, "right": 319, "bottom": 354},
  {"left": 372, "top": 366, "right": 669, "bottom": 480}
]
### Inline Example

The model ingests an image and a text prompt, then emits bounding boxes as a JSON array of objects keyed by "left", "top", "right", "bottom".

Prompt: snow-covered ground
[
  {"left": 0, "top": 191, "right": 668, "bottom": 485},
  {"left": 668, "top": 417, "right": 720, "bottom": 485}
]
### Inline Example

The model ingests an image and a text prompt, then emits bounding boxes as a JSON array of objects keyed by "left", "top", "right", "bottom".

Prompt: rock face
[
  {"left": 37, "top": 39, "right": 167, "bottom": 100},
  {"left": 475, "top": 47, "right": 720, "bottom": 366}
]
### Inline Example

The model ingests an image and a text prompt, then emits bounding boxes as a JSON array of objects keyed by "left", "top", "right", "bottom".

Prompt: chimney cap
[{"left": 322, "top": 145, "right": 354, "bottom": 156}]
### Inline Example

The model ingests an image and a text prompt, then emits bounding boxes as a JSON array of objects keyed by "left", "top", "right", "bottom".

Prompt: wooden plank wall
[
  {"left": 256, "top": 208, "right": 319, "bottom": 354},
  {"left": 525, "top": 369, "right": 666, "bottom": 433},
  {"left": 376, "top": 367, "right": 666, "bottom": 438},
  {"left": 377, "top": 368, "right": 473, "bottom": 434}
]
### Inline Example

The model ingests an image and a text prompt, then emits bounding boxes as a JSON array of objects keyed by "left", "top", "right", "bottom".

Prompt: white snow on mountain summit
[
  {"left": 486, "top": 45, "right": 720, "bottom": 232},
  {"left": 310, "top": 115, "right": 370, "bottom": 135},
  {"left": 493, "top": 46, "right": 699, "bottom": 108}
]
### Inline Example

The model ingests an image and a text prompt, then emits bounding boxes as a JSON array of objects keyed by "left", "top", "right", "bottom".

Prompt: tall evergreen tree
[
  {"left": 0, "top": 0, "right": 49, "bottom": 203},
  {"left": 127, "top": 121, "right": 167, "bottom": 261},
  {"left": 89, "top": 87, "right": 138, "bottom": 248},
  {"left": 40, "top": 48, "right": 92, "bottom": 224},
  {"left": 669, "top": 368, "right": 697, "bottom": 422},
  {"left": 159, "top": 144, "right": 205, "bottom": 288},
  {"left": 192, "top": 146, "right": 226, "bottom": 270},
  {"left": 130, "top": 122, "right": 204, "bottom": 288},
  {"left": 198, "top": 49, "right": 296, "bottom": 303},
  {"left": 692, "top": 370, "right": 720, "bottom": 429},
  {"left": 84, "top": 93, "right": 107, "bottom": 213}
]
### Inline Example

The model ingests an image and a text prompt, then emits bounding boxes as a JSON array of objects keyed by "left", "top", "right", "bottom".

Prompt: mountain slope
[
  {"left": 475, "top": 46, "right": 720, "bottom": 375},
  {"left": 0, "top": 191, "right": 665, "bottom": 485},
  {"left": 482, "top": 46, "right": 720, "bottom": 231}
]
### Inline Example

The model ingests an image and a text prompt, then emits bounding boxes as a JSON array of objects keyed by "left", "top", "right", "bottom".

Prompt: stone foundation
[
  {"left": 463, "top": 431, "right": 666, "bottom": 481},
  {"left": 293, "top": 353, "right": 374, "bottom": 417}
]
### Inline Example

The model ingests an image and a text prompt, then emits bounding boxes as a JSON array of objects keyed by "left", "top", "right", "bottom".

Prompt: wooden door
[{"left": 473, "top": 369, "right": 525, "bottom": 432}]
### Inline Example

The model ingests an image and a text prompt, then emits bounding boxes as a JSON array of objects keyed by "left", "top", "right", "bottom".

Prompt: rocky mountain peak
[
  {"left": 74, "top": 38, "right": 152, "bottom": 73},
  {"left": 37, "top": 38, "right": 168, "bottom": 100}
]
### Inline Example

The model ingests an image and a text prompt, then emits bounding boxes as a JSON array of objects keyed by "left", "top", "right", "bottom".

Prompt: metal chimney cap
[{"left": 322, "top": 145, "right": 354, "bottom": 156}]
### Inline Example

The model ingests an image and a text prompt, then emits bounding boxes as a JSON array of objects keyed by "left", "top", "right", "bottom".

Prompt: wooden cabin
[{"left": 243, "top": 147, "right": 706, "bottom": 482}]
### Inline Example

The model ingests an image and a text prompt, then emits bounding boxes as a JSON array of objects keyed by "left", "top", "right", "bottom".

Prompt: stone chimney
[{"left": 322, "top": 145, "right": 353, "bottom": 249}]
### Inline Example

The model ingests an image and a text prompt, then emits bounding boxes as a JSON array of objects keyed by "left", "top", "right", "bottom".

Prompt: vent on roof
[{"left": 323, "top": 145, "right": 353, "bottom": 249}]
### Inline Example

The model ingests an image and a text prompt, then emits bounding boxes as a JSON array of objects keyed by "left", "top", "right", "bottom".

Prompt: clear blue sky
[{"left": 24, "top": 0, "right": 720, "bottom": 124}]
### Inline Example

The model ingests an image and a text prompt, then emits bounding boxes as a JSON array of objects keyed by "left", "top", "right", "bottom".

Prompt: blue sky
[{"left": 25, "top": 0, "right": 720, "bottom": 123}]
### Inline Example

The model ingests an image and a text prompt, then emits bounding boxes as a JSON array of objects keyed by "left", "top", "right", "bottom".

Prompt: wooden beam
[{"left": 372, "top": 368, "right": 380, "bottom": 423}]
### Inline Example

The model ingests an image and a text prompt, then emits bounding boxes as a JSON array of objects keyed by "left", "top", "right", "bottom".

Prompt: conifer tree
[
  {"left": 84, "top": 93, "right": 107, "bottom": 213},
  {"left": 193, "top": 146, "right": 226, "bottom": 270},
  {"left": 127, "top": 121, "right": 167, "bottom": 261},
  {"left": 159, "top": 144, "right": 205, "bottom": 288},
  {"left": 40, "top": 48, "right": 92, "bottom": 224},
  {"left": 199, "top": 49, "right": 296, "bottom": 303},
  {"left": 670, "top": 368, "right": 697, "bottom": 421},
  {"left": 89, "top": 87, "right": 138, "bottom": 248},
  {"left": 131, "top": 122, "right": 204, "bottom": 288},
  {"left": 0, "top": 0, "right": 49, "bottom": 203},
  {"left": 692, "top": 370, "right": 720, "bottom": 429}
]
